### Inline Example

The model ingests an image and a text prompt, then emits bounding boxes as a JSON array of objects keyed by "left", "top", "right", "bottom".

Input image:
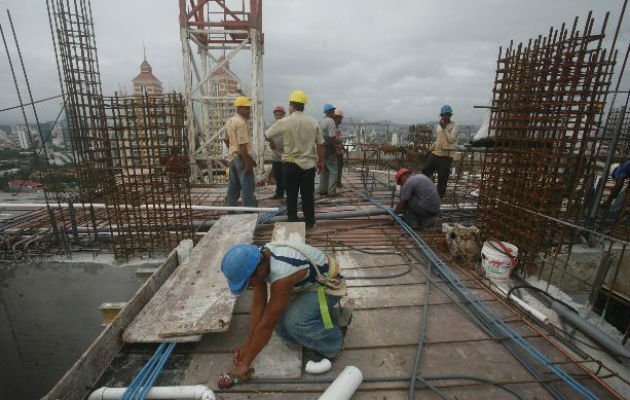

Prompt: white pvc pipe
[
  {"left": 318, "top": 366, "right": 363, "bottom": 400},
  {"left": 87, "top": 385, "right": 215, "bottom": 400},
  {"left": 0, "top": 203, "right": 278, "bottom": 212},
  {"left": 491, "top": 284, "right": 550, "bottom": 324}
]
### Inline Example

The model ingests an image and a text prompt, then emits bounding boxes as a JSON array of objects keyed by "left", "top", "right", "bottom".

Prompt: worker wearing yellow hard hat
[
  {"left": 223, "top": 96, "right": 257, "bottom": 207},
  {"left": 265, "top": 90, "right": 324, "bottom": 228}
]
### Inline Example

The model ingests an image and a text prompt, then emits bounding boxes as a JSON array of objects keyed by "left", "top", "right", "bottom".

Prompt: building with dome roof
[{"left": 132, "top": 57, "right": 163, "bottom": 95}]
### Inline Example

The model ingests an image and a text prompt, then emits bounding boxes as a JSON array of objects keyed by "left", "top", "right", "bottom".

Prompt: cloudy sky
[{"left": 0, "top": 0, "right": 627, "bottom": 126}]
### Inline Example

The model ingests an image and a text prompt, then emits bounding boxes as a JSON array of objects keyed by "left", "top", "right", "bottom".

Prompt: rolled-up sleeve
[{"left": 265, "top": 119, "right": 284, "bottom": 140}]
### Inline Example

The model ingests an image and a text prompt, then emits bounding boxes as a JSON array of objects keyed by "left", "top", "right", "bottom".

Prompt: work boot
[{"left": 268, "top": 193, "right": 284, "bottom": 200}]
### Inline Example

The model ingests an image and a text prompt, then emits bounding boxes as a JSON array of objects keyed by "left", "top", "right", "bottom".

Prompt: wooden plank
[
  {"left": 123, "top": 214, "right": 258, "bottom": 342},
  {"left": 44, "top": 250, "right": 180, "bottom": 400},
  {"left": 271, "top": 221, "right": 306, "bottom": 244},
  {"left": 252, "top": 221, "right": 305, "bottom": 378}
]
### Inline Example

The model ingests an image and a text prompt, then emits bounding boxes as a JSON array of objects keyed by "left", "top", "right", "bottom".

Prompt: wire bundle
[
  {"left": 372, "top": 198, "right": 600, "bottom": 400},
  {"left": 121, "top": 342, "right": 176, "bottom": 400}
]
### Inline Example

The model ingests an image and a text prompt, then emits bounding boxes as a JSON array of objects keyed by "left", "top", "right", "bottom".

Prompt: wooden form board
[
  {"left": 123, "top": 214, "right": 258, "bottom": 343},
  {"left": 270, "top": 221, "right": 306, "bottom": 244},
  {"left": 252, "top": 221, "right": 305, "bottom": 378}
]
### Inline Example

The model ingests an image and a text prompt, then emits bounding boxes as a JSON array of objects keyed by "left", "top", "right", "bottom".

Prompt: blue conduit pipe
[
  {"left": 122, "top": 342, "right": 176, "bottom": 400},
  {"left": 368, "top": 198, "right": 599, "bottom": 400}
]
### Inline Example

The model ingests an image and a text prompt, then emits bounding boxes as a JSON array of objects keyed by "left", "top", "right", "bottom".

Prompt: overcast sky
[{"left": 0, "top": 0, "right": 627, "bottom": 127}]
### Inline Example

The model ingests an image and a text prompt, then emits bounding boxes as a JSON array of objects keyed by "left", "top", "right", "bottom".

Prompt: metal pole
[{"left": 250, "top": 23, "right": 264, "bottom": 175}]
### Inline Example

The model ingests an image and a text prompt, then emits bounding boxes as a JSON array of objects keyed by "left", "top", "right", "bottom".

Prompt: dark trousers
[
  {"left": 284, "top": 162, "right": 316, "bottom": 224},
  {"left": 272, "top": 161, "right": 284, "bottom": 196},
  {"left": 421, "top": 153, "right": 451, "bottom": 198},
  {"left": 336, "top": 153, "right": 343, "bottom": 184}
]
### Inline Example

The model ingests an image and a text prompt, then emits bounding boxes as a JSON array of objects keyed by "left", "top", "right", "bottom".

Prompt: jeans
[
  {"left": 403, "top": 205, "right": 438, "bottom": 229},
  {"left": 422, "top": 153, "right": 452, "bottom": 198},
  {"left": 336, "top": 153, "right": 344, "bottom": 185},
  {"left": 274, "top": 291, "right": 342, "bottom": 359},
  {"left": 284, "top": 162, "right": 316, "bottom": 224},
  {"left": 226, "top": 156, "right": 257, "bottom": 207},
  {"left": 318, "top": 154, "right": 338, "bottom": 195},
  {"left": 272, "top": 161, "right": 284, "bottom": 196}
]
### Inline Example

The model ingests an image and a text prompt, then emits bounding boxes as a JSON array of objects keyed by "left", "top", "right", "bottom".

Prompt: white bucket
[{"left": 481, "top": 240, "right": 518, "bottom": 280}]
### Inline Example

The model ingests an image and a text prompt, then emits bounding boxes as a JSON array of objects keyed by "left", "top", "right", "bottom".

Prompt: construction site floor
[{"left": 91, "top": 169, "right": 624, "bottom": 399}]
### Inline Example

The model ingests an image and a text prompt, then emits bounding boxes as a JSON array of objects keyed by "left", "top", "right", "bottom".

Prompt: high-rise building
[
  {"left": 132, "top": 57, "right": 163, "bottom": 96},
  {"left": 13, "top": 125, "right": 33, "bottom": 149}
]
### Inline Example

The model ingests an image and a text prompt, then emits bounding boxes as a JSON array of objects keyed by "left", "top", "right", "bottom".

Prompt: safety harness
[{"left": 264, "top": 242, "right": 346, "bottom": 329}]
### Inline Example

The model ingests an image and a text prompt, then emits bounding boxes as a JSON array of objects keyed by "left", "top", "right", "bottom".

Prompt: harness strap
[{"left": 317, "top": 286, "right": 334, "bottom": 330}]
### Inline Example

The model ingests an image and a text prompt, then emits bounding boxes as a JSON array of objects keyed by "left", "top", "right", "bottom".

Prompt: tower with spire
[{"left": 132, "top": 50, "right": 163, "bottom": 95}]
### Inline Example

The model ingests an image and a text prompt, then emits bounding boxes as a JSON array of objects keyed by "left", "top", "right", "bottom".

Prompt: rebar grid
[
  {"left": 477, "top": 13, "right": 617, "bottom": 266},
  {"left": 104, "top": 93, "right": 193, "bottom": 258}
]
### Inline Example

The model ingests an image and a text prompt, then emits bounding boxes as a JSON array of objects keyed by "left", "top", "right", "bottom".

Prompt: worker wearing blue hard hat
[
  {"left": 421, "top": 104, "right": 459, "bottom": 198},
  {"left": 319, "top": 103, "right": 339, "bottom": 197},
  {"left": 221, "top": 241, "right": 350, "bottom": 381}
]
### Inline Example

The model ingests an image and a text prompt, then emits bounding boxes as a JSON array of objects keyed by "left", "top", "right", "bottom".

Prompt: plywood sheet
[
  {"left": 123, "top": 214, "right": 258, "bottom": 342},
  {"left": 271, "top": 221, "right": 306, "bottom": 244}
]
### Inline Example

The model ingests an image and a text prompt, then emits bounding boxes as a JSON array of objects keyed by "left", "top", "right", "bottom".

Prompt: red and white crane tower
[{"left": 179, "top": 0, "right": 263, "bottom": 182}]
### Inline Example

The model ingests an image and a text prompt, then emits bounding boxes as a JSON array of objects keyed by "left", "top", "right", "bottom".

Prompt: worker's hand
[
  {"left": 234, "top": 363, "right": 255, "bottom": 382},
  {"left": 317, "top": 161, "right": 324, "bottom": 174},
  {"left": 269, "top": 141, "right": 276, "bottom": 150}
]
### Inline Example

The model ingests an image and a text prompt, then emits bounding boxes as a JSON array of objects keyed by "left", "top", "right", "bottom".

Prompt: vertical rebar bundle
[
  {"left": 477, "top": 13, "right": 616, "bottom": 266},
  {"left": 105, "top": 93, "right": 193, "bottom": 258}
]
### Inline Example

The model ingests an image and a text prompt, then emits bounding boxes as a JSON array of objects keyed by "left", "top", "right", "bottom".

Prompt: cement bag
[{"left": 442, "top": 223, "right": 481, "bottom": 264}]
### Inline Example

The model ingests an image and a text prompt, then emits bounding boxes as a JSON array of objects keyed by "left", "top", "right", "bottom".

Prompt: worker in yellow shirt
[
  {"left": 422, "top": 105, "right": 459, "bottom": 198},
  {"left": 224, "top": 96, "right": 257, "bottom": 207}
]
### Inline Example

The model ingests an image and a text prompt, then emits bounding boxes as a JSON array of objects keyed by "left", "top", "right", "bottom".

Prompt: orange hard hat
[
  {"left": 334, "top": 109, "right": 344, "bottom": 117},
  {"left": 273, "top": 105, "right": 285, "bottom": 113},
  {"left": 395, "top": 168, "right": 410, "bottom": 185}
]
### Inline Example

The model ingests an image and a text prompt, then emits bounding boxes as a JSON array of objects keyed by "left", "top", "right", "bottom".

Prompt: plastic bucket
[{"left": 481, "top": 240, "right": 518, "bottom": 280}]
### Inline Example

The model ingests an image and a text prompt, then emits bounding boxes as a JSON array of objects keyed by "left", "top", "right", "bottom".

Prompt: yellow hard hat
[
  {"left": 234, "top": 96, "right": 252, "bottom": 107},
  {"left": 289, "top": 90, "right": 308, "bottom": 104}
]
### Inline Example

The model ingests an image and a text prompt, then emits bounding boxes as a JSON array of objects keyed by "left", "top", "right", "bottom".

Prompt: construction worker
[
  {"left": 318, "top": 103, "right": 339, "bottom": 197},
  {"left": 224, "top": 96, "right": 257, "bottom": 207},
  {"left": 394, "top": 168, "right": 441, "bottom": 229},
  {"left": 221, "top": 242, "right": 347, "bottom": 381},
  {"left": 268, "top": 105, "right": 286, "bottom": 200},
  {"left": 602, "top": 159, "right": 630, "bottom": 216},
  {"left": 422, "top": 105, "right": 459, "bottom": 198},
  {"left": 333, "top": 109, "right": 345, "bottom": 188},
  {"left": 265, "top": 90, "right": 324, "bottom": 228}
]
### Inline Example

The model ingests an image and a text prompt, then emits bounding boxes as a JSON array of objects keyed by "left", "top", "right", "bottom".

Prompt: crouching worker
[
  {"left": 220, "top": 241, "right": 348, "bottom": 382},
  {"left": 394, "top": 168, "right": 441, "bottom": 229}
]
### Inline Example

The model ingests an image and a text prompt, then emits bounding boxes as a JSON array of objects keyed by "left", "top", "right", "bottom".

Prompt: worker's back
[
  {"left": 402, "top": 174, "right": 441, "bottom": 214},
  {"left": 268, "top": 111, "right": 323, "bottom": 170}
]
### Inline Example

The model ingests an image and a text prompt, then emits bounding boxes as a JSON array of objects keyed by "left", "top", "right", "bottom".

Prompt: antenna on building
[{"left": 143, "top": 42, "right": 146, "bottom": 61}]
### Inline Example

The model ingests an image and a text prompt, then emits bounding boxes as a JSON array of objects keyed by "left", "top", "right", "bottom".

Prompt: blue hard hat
[
  {"left": 440, "top": 105, "right": 453, "bottom": 115},
  {"left": 221, "top": 243, "right": 262, "bottom": 295},
  {"left": 323, "top": 103, "right": 336, "bottom": 113}
]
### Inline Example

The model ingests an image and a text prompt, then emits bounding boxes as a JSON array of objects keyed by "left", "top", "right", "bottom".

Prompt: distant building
[
  {"left": 8, "top": 180, "right": 43, "bottom": 192},
  {"left": 209, "top": 56, "right": 240, "bottom": 96},
  {"left": 132, "top": 57, "right": 163, "bottom": 96},
  {"left": 12, "top": 125, "right": 34, "bottom": 149}
]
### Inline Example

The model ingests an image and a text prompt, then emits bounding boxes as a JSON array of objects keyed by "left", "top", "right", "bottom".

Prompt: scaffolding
[{"left": 179, "top": 0, "right": 264, "bottom": 183}]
